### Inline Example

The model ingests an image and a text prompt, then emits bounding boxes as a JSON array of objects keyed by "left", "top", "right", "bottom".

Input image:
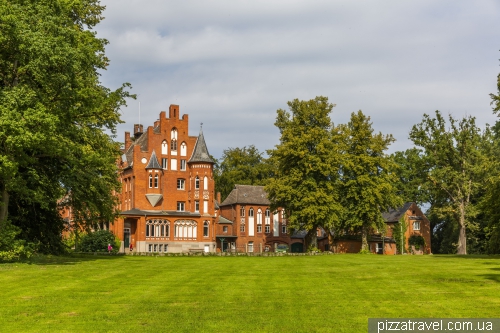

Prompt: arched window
[
  {"left": 180, "top": 142, "right": 187, "bottom": 156},
  {"left": 203, "top": 221, "right": 209, "bottom": 237},
  {"left": 203, "top": 176, "right": 208, "bottom": 190},
  {"left": 195, "top": 176, "right": 200, "bottom": 189},
  {"left": 174, "top": 220, "right": 197, "bottom": 240},
  {"left": 171, "top": 128, "right": 178, "bottom": 153},
  {"left": 146, "top": 219, "right": 170, "bottom": 238},
  {"left": 148, "top": 174, "right": 153, "bottom": 188},
  {"left": 161, "top": 140, "right": 168, "bottom": 155},
  {"left": 249, "top": 208, "right": 254, "bottom": 217},
  {"left": 257, "top": 209, "right": 262, "bottom": 233}
]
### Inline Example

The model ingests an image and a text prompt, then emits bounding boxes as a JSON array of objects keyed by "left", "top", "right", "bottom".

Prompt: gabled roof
[
  {"left": 220, "top": 185, "right": 270, "bottom": 206},
  {"left": 145, "top": 150, "right": 162, "bottom": 169},
  {"left": 188, "top": 129, "right": 214, "bottom": 164},
  {"left": 382, "top": 202, "right": 414, "bottom": 222},
  {"left": 124, "top": 131, "right": 149, "bottom": 167}
]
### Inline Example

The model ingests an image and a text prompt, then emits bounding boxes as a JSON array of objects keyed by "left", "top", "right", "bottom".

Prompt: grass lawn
[{"left": 0, "top": 254, "right": 499, "bottom": 332}]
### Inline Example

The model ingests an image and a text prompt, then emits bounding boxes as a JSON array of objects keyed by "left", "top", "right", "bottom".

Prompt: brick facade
[{"left": 110, "top": 105, "right": 217, "bottom": 253}]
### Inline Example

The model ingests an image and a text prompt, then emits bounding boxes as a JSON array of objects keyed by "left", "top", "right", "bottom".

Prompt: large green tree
[
  {"left": 409, "top": 111, "right": 490, "bottom": 255},
  {"left": 0, "top": 0, "right": 132, "bottom": 251},
  {"left": 266, "top": 96, "right": 342, "bottom": 249},
  {"left": 338, "top": 111, "right": 402, "bottom": 251},
  {"left": 214, "top": 145, "right": 272, "bottom": 201}
]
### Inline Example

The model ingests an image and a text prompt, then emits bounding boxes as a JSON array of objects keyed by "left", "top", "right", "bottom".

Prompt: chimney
[
  {"left": 134, "top": 124, "right": 143, "bottom": 139},
  {"left": 124, "top": 131, "right": 131, "bottom": 151}
]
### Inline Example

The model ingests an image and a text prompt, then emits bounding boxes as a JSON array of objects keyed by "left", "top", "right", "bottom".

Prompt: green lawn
[{"left": 0, "top": 254, "right": 499, "bottom": 332}]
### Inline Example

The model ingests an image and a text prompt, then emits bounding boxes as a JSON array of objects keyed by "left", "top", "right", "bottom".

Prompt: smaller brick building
[{"left": 217, "top": 185, "right": 293, "bottom": 253}]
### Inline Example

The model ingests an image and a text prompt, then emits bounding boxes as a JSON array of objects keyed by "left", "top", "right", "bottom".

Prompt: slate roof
[
  {"left": 145, "top": 150, "right": 161, "bottom": 169},
  {"left": 217, "top": 216, "right": 233, "bottom": 224},
  {"left": 381, "top": 202, "right": 414, "bottom": 222},
  {"left": 188, "top": 129, "right": 214, "bottom": 164},
  {"left": 220, "top": 185, "right": 270, "bottom": 206},
  {"left": 124, "top": 131, "right": 149, "bottom": 167}
]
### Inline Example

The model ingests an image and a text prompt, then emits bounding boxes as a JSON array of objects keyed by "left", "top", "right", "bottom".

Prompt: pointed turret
[
  {"left": 145, "top": 150, "right": 162, "bottom": 169},
  {"left": 188, "top": 126, "right": 214, "bottom": 164}
]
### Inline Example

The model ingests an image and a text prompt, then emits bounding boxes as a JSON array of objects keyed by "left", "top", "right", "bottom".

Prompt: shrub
[
  {"left": 77, "top": 230, "right": 120, "bottom": 253},
  {"left": 0, "top": 220, "right": 36, "bottom": 261}
]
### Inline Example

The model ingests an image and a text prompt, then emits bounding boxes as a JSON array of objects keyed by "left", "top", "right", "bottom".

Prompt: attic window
[{"left": 412, "top": 210, "right": 415, "bottom": 215}]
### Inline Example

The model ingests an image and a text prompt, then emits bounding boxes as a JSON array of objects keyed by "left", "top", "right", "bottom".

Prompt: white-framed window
[
  {"left": 282, "top": 224, "right": 287, "bottom": 234},
  {"left": 203, "top": 200, "right": 208, "bottom": 214},
  {"left": 195, "top": 201, "right": 199, "bottom": 212},
  {"left": 177, "top": 202, "right": 185, "bottom": 211},
  {"left": 249, "top": 208, "right": 254, "bottom": 217},
  {"left": 180, "top": 159, "right": 186, "bottom": 171},
  {"left": 154, "top": 174, "right": 159, "bottom": 188},
  {"left": 203, "top": 221, "right": 209, "bottom": 237},
  {"left": 174, "top": 220, "right": 197, "bottom": 240},
  {"left": 148, "top": 174, "right": 153, "bottom": 188},
  {"left": 240, "top": 222, "right": 245, "bottom": 232},
  {"left": 248, "top": 242, "right": 254, "bottom": 253},
  {"left": 413, "top": 221, "right": 420, "bottom": 231},
  {"left": 180, "top": 142, "right": 187, "bottom": 156},
  {"left": 240, "top": 206, "right": 245, "bottom": 217},
  {"left": 257, "top": 208, "right": 262, "bottom": 233},
  {"left": 195, "top": 176, "right": 200, "bottom": 189},
  {"left": 223, "top": 226, "right": 228, "bottom": 233},
  {"left": 177, "top": 179, "right": 185, "bottom": 190},
  {"left": 146, "top": 219, "right": 170, "bottom": 238},
  {"left": 203, "top": 176, "right": 208, "bottom": 190},
  {"left": 161, "top": 140, "right": 168, "bottom": 155},
  {"left": 148, "top": 244, "right": 153, "bottom": 252},
  {"left": 164, "top": 244, "right": 168, "bottom": 252},
  {"left": 162, "top": 158, "right": 168, "bottom": 170},
  {"left": 265, "top": 225, "right": 270, "bottom": 233},
  {"left": 171, "top": 159, "right": 177, "bottom": 170}
]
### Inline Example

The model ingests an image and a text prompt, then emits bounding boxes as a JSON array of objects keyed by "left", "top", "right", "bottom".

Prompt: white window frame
[
  {"left": 413, "top": 221, "right": 421, "bottom": 231},
  {"left": 177, "top": 179, "right": 185, "bottom": 190},
  {"left": 180, "top": 159, "right": 186, "bottom": 171},
  {"left": 177, "top": 202, "right": 185, "bottom": 212}
]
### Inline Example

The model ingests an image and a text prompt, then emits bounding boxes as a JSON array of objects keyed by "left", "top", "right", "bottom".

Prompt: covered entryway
[{"left": 291, "top": 242, "right": 303, "bottom": 253}]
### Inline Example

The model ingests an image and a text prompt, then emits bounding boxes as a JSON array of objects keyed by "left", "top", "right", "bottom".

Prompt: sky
[{"left": 97, "top": 0, "right": 500, "bottom": 160}]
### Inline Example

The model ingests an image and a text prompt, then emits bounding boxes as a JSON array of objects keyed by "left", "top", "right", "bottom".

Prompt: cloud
[{"left": 97, "top": 0, "right": 500, "bottom": 158}]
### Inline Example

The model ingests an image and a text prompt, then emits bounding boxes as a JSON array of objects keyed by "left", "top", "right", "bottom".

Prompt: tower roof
[
  {"left": 145, "top": 150, "right": 162, "bottom": 169},
  {"left": 188, "top": 128, "right": 214, "bottom": 164}
]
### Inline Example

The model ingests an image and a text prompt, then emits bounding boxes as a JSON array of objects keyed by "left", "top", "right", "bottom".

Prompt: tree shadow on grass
[{"left": 17, "top": 253, "right": 127, "bottom": 266}]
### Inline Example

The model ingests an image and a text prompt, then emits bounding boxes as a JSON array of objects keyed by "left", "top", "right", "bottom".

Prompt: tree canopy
[
  {"left": 266, "top": 96, "right": 342, "bottom": 249},
  {"left": 408, "top": 111, "right": 490, "bottom": 254},
  {"left": 214, "top": 145, "right": 272, "bottom": 201},
  {"left": 338, "top": 111, "right": 402, "bottom": 251},
  {"left": 0, "top": 0, "right": 133, "bottom": 253}
]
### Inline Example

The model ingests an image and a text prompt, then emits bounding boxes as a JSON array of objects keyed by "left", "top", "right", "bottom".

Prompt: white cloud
[{"left": 98, "top": 0, "right": 500, "bottom": 158}]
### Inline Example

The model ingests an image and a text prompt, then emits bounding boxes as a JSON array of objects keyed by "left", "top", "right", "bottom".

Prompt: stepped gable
[
  {"left": 220, "top": 185, "right": 270, "bottom": 206},
  {"left": 382, "top": 202, "right": 414, "bottom": 222},
  {"left": 188, "top": 128, "right": 214, "bottom": 164}
]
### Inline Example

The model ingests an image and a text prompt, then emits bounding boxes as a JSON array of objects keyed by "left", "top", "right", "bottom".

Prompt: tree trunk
[
  {"left": 457, "top": 202, "right": 467, "bottom": 255},
  {"left": 361, "top": 226, "right": 369, "bottom": 252},
  {"left": 305, "top": 228, "right": 318, "bottom": 251},
  {"left": 0, "top": 186, "right": 9, "bottom": 231}
]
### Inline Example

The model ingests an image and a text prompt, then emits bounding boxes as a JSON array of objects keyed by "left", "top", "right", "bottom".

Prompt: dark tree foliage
[
  {"left": 214, "top": 145, "right": 273, "bottom": 201},
  {"left": 0, "top": 0, "right": 133, "bottom": 253}
]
